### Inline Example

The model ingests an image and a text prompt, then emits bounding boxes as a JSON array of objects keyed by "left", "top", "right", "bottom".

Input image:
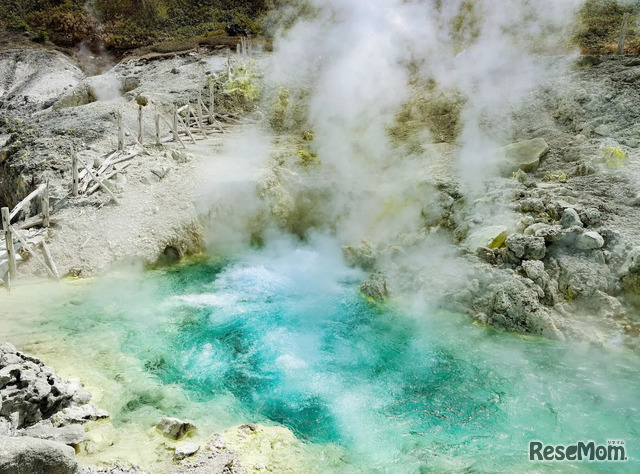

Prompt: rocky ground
[
  {"left": 338, "top": 55, "right": 640, "bottom": 349},
  {"left": 0, "top": 45, "right": 255, "bottom": 280}
]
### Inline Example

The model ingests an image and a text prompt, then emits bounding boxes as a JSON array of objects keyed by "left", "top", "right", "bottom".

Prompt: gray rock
[
  {"left": 580, "top": 208, "right": 601, "bottom": 227},
  {"left": 156, "top": 417, "right": 196, "bottom": 440},
  {"left": 0, "top": 344, "right": 16, "bottom": 355},
  {"left": 359, "top": 272, "right": 389, "bottom": 302},
  {"left": 476, "top": 276, "right": 564, "bottom": 341},
  {"left": 171, "top": 150, "right": 190, "bottom": 163},
  {"left": 556, "top": 254, "right": 613, "bottom": 300},
  {"left": 575, "top": 231, "right": 605, "bottom": 250},
  {"left": 620, "top": 247, "right": 640, "bottom": 276},
  {"left": 18, "top": 420, "right": 84, "bottom": 446},
  {"left": 174, "top": 442, "right": 200, "bottom": 461},
  {"left": 121, "top": 77, "right": 140, "bottom": 93},
  {"left": 0, "top": 435, "right": 78, "bottom": 474},
  {"left": 499, "top": 138, "right": 549, "bottom": 175},
  {"left": 522, "top": 260, "right": 546, "bottom": 282},
  {"left": 594, "top": 124, "right": 611, "bottom": 136},
  {"left": 50, "top": 404, "right": 109, "bottom": 427},
  {"left": 463, "top": 226, "right": 508, "bottom": 251},
  {"left": 505, "top": 234, "right": 546, "bottom": 260},
  {"left": 560, "top": 208, "right": 583, "bottom": 228}
]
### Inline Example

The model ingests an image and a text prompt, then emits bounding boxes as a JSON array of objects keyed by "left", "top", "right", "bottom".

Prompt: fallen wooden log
[
  {"left": 78, "top": 158, "right": 120, "bottom": 205},
  {"left": 18, "top": 215, "right": 59, "bottom": 230}
]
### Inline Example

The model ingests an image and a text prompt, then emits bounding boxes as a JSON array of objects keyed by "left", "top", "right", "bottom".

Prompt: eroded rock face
[
  {"left": 0, "top": 345, "right": 97, "bottom": 429},
  {"left": 0, "top": 343, "right": 109, "bottom": 473},
  {"left": 471, "top": 274, "right": 564, "bottom": 341},
  {"left": 0, "top": 49, "right": 84, "bottom": 114},
  {"left": 505, "top": 234, "right": 546, "bottom": 260}
]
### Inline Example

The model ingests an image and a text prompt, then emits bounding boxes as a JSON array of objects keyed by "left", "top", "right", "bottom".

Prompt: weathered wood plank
[
  {"left": 2, "top": 207, "right": 16, "bottom": 282},
  {"left": 9, "top": 226, "right": 58, "bottom": 280},
  {"left": 78, "top": 158, "right": 120, "bottom": 205},
  {"left": 9, "top": 184, "right": 46, "bottom": 222}
]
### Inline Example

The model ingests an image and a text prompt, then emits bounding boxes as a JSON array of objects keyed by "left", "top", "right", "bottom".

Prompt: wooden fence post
[
  {"left": 72, "top": 155, "right": 78, "bottom": 197},
  {"left": 208, "top": 83, "right": 215, "bottom": 123},
  {"left": 2, "top": 207, "right": 16, "bottom": 283},
  {"left": 618, "top": 13, "right": 630, "bottom": 55},
  {"left": 173, "top": 105, "right": 179, "bottom": 142},
  {"left": 155, "top": 114, "right": 161, "bottom": 145},
  {"left": 138, "top": 105, "right": 143, "bottom": 145},
  {"left": 41, "top": 180, "right": 50, "bottom": 228},
  {"left": 197, "top": 91, "right": 207, "bottom": 136},
  {"left": 117, "top": 110, "right": 124, "bottom": 151}
]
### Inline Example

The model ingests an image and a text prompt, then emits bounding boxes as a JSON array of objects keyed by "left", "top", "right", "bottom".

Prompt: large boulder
[
  {"left": 498, "top": 138, "right": 549, "bottom": 176},
  {"left": 0, "top": 435, "right": 78, "bottom": 474}
]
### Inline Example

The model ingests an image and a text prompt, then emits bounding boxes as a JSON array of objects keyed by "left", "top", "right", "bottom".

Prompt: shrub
[{"left": 574, "top": 0, "right": 640, "bottom": 54}]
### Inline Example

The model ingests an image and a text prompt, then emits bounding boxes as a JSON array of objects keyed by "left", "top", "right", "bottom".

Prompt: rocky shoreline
[{"left": 1, "top": 343, "right": 311, "bottom": 473}]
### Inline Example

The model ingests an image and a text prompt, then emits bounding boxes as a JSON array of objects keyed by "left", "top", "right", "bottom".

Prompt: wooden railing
[{"left": 1, "top": 181, "right": 59, "bottom": 289}]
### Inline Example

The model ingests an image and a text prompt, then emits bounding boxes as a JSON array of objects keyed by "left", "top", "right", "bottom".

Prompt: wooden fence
[{"left": 1, "top": 181, "right": 59, "bottom": 289}]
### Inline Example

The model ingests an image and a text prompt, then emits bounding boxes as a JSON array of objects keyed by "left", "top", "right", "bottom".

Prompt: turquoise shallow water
[{"left": 33, "top": 238, "right": 640, "bottom": 472}]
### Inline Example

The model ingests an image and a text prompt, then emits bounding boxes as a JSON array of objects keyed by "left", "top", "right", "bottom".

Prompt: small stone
[
  {"left": 594, "top": 124, "right": 611, "bottom": 136},
  {"left": 522, "top": 260, "right": 545, "bottom": 282},
  {"left": 174, "top": 442, "right": 200, "bottom": 461},
  {"left": 575, "top": 231, "right": 605, "bottom": 250},
  {"left": 505, "top": 234, "right": 546, "bottom": 260},
  {"left": 171, "top": 68, "right": 180, "bottom": 74},
  {"left": 156, "top": 417, "right": 196, "bottom": 440},
  {"left": 580, "top": 208, "right": 601, "bottom": 227},
  {"left": 464, "top": 226, "right": 508, "bottom": 252},
  {"left": 499, "top": 138, "right": 549, "bottom": 175},
  {"left": 560, "top": 208, "right": 583, "bottom": 229}
]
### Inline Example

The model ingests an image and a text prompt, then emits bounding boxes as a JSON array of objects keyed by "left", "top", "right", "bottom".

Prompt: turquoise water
[{"left": 42, "top": 238, "right": 640, "bottom": 472}]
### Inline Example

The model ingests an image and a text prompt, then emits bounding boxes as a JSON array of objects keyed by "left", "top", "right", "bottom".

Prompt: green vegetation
[
  {"left": 573, "top": 0, "right": 640, "bottom": 54},
  {"left": 0, "top": 0, "right": 270, "bottom": 53}
]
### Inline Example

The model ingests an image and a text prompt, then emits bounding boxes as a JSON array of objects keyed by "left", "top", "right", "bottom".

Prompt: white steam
[{"left": 270, "top": 0, "right": 583, "bottom": 206}]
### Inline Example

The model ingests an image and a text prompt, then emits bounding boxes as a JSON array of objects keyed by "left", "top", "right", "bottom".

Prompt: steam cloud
[{"left": 269, "top": 0, "right": 583, "bottom": 227}]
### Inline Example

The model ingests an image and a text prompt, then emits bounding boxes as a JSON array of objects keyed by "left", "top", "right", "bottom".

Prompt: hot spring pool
[{"left": 2, "top": 239, "right": 640, "bottom": 472}]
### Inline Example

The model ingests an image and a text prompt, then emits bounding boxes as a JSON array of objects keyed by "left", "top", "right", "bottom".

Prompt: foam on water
[{"left": 2, "top": 238, "right": 640, "bottom": 472}]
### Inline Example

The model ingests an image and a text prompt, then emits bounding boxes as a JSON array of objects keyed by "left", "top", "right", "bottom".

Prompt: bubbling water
[{"left": 5, "top": 237, "right": 640, "bottom": 472}]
